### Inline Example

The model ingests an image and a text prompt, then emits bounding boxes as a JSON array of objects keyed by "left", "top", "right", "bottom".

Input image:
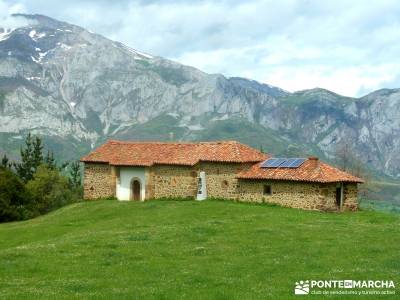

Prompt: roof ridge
[{"left": 107, "top": 139, "right": 242, "bottom": 145}]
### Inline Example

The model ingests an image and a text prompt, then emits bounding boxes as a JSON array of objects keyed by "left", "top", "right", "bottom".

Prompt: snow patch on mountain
[
  {"left": 0, "top": 28, "right": 14, "bottom": 41},
  {"left": 57, "top": 42, "right": 72, "bottom": 50},
  {"left": 31, "top": 56, "right": 40, "bottom": 63},
  {"left": 211, "top": 114, "right": 229, "bottom": 121},
  {"left": 29, "top": 30, "right": 46, "bottom": 41},
  {"left": 167, "top": 112, "right": 179, "bottom": 118},
  {"left": 187, "top": 124, "right": 204, "bottom": 131},
  {"left": 26, "top": 76, "right": 41, "bottom": 81}
]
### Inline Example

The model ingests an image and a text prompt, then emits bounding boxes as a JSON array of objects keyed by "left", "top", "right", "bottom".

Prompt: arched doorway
[{"left": 130, "top": 179, "right": 141, "bottom": 201}]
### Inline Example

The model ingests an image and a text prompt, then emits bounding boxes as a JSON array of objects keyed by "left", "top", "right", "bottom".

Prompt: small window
[
  {"left": 221, "top": 180, "right": 229, "bottom": 188},
  {"left": 263, "top": 185, "right": 272, "bottom": 195}
]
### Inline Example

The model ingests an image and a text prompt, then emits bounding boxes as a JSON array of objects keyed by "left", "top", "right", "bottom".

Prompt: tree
[
  {"left": 69, "top": 161, "right": 82, "bottom": 188},
  {"left": 0, "top": 167, "right": 33, "bottom": 222},
  {"left": 1, "top": 135, "right": 83, "bottom": 223},
  {"left": 32, "top": 135, "right": 43, "bottom": 169},
  {"left": 1, "top": 154, "right": 11, "bottom": 169},
  {"left": 26, "top": 165, "right": 74, "bottom": 214},
  {"left": 59, "top": 161, "right": 70, "bottom": 172},
  {"left": 45, "top": 150, "right": 56, "bottom": 170},
  {"left": 44, "top": 150, "right": 70, "bottom": 172},
  {"left": 14, "top": 133, "right": 33, "bottom": 182},
  {"left": 14, "top": 134, "right": 44, "bottom": 182},
  {"left": 335, "top": 140, "right": 352, "bottom": 172},
  {"left": 334, "top": 139, "right": 371, "bottom": 198},
  {"left": 335, "top": 139, "right": 368, "bottom": 178}
]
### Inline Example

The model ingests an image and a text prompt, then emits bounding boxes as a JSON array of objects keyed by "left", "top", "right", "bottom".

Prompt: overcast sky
[{"left": 1, "top": 0, "right": 400, "bottom": 97}]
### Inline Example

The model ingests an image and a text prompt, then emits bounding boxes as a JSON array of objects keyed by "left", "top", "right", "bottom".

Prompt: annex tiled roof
[
  {"left": 81, "top": 140, "right": 268, "bottom": 166},
  {"left": 237, "top": 158, "right": 364, "bottom": 183}
]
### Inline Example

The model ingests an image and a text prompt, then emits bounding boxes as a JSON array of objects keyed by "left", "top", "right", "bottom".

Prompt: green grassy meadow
[{"left": 0, "top": 200, "right": 399, "bottom": 299}]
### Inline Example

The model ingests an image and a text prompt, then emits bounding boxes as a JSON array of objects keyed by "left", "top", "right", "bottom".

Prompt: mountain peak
[
  {"left": 0, "top": 14, "right": 399, "bottom": 179},
  {"left": 360, "top": 88, "right": 400, "bottom": 99},
  {"left": 11, "top": 14, "right": 76, "bottom": 30},
  {"left": 295, "top": 87, "right": 339, "bottom": 95}
]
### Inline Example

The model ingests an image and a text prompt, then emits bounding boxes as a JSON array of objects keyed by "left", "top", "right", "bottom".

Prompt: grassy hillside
[{"left": 0, "top": 200, "right": 399, "bottom": 299}]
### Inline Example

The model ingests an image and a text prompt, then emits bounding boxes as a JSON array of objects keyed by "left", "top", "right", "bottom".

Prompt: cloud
[
  {"left": 0, "top": 1, "right": 35, "bottom": 28},
  {"left": 3, "top": 0, "right": 400, "bottom": 96}
]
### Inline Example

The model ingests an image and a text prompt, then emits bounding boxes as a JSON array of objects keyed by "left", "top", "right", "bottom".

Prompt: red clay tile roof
[
  {"left": 237, "top": 158, "right": 364, "bottom": 183},
  {"left": 81, "top": 140, "right": 268, "bottom": 166}
]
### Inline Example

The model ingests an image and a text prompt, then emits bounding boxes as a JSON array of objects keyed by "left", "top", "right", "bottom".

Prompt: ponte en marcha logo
[{"left": 295, "top": 280, "right": 396, "bottom": 296}]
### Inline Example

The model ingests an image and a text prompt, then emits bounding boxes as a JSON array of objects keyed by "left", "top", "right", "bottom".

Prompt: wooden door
[
  {"left": 131, "top": 180, "right": 141, "bottom": 201},
  {"left": 335, "top": 187, "right": 341, "bottom": 207}
]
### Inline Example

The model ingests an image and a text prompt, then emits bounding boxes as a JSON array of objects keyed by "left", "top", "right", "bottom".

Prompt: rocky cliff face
[{"left": 0, "top": 14, "right": 399, "bottom": 178}]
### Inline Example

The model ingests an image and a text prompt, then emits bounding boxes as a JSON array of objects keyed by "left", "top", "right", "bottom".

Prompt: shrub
[
  {"left": 26, "top": 165, "right": 79, "bottom": 214},
  {"left": 0, "top": 167, "right": 33, "bottom": 221}
]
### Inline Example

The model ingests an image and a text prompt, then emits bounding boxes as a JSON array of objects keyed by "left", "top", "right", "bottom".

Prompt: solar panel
[
  {"left": 279, "top": 158, "right": 297, "bottom": 167},
  {"left": 261, "top": 157, "right": 307, "bottom": 168},
  {"left": 271, "top": 158, "right": 286, "bottom": 168},
  {"left": 261, "top": 158, "right": 286, "bottom": 168},
  {"left": 260, "top": 158, "right": 273, "bottom": 167},
  {"left": 261, "top": 158, "right": 277, "bottom": 167},
  {"left": 269, "top": 158, "right": 286, "bottom": 167},
  {"left": 288, "top": 158, "right": 306, "bottom": 168}
]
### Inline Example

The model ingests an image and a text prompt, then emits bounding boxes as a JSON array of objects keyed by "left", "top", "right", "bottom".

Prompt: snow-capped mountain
[{"left": 0, "top": 14, "right": 399, "bottom": 178}]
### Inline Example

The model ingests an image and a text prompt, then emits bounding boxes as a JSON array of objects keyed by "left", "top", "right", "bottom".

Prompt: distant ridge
[{"left": 0, "top": 14, "right": 399, "bottom": 178}]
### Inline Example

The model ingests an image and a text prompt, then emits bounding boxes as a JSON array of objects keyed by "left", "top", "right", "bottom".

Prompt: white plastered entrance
[{"left": 116, "top": 167, "right": 146, "bottom": 201}]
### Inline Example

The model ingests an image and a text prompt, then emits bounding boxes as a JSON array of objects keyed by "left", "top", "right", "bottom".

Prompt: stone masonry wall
[
  {"left": 343, "top": 183, "right": 358, "bottom": 211},
  {"left": 145, "top": 167, "right": 154, "bottom": 199},
  {"left": 83, "top": 163, "right": 113, "bottom": 199},
  {"left": 84, "top": 161, "right": 359, "bottom": 211},
  {"left": 199, "top": 162, "right": 253, "bottom": 199},
  {"left": 151, "top": 165, "right": 197, "bottom": 198},
  {"left": 236, "top": 180, "right": 358, "bottom": 211},
  {"left": 150, "top": 162, "right": 252, "bottom": 199}
]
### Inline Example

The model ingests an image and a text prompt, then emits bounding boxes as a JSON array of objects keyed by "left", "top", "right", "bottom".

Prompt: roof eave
[
  {"left": 236, "top": 176, "right": 364, "bottom": 184},
  {"left": 111, "top": 163, "right": 152, "bottom": 167},
  {"left": 81, "top": 159, "right": 109, "bottom": 164}
]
